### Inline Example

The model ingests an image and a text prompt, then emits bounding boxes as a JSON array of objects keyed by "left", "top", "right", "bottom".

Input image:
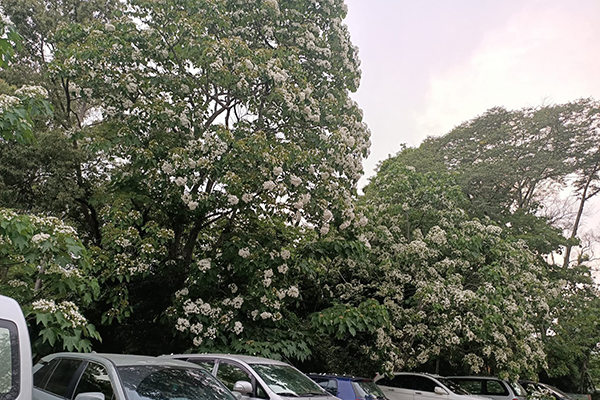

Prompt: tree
[
  {"left": 1, "top": 0, "right": 371, "bottom": 359},
  {"left": 353, "top": 161, "right": 550, "bottom": 378}
]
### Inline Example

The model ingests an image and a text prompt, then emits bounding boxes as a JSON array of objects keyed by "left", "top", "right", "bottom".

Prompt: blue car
[{"left": 308, "top": 374, "right": 387, "bottom": 400}]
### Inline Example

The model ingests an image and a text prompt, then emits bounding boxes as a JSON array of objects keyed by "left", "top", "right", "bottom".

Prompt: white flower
[
  {"left": 287, "top": 286, "right": 300, "bottom": 298},
  {"left": 273, "top": 166, "right": 283, "bottom": 176},
  {"left": 320, "top": 224, "right": 330, "bottom": 235},
  {"left": 176, "top": 318, "right": 190, "bottom": 332},
  {"left": 104, "top": 23, "right": 116, "bottom": 32},
  {"left": 193, "top": 336, "right": 203, "bottom": 346},
  {"left": 197, "top": 259, "right": 211, "bottom": 272},
  {"left": 228, "top": 194, "right": 239, "bottom": 205},
  {"left": 175, "top": 177, "right": 187, "bottom": 186},
  {"left": 232, "top": 296, "right": 244, "bottom": 309},
  {"left": 263, "top": 180, "right": 276, "bottom": 191},
  {"left": 14, "top": 85, "right": 48, "bottom": 98},
  {"left": 263, "top": 278, "right": 272, "bottom": 287},
  {"left": 323, "top": 210, "right": 334, "bottom": 222},
  {"left": 190, "top": 323, "right": 204, "bottom": 334},
  {"left": 290, "top": 175, "right": 302, "bottom": 186},
  {"left": 260, "top": 311, "right": 272, "bottom": 319},
  {"left": 233, "top": 321, "right": 244, "bottom": 335},
  {"left": 188, "top": 201, "right": 198, "bottom": 211},
  {"left": 238, "top": 248, "right": 250, "bottom": 258},
  {"left": 31, "top": 233, "right": 51, "bottom": 243},
  {"left": 278, "top": 264, "right": 288, "bottom": 274},
  {"left": 280, "top": 249, "right": 291, "bottom": 260},
  {"left": 242, "top": 193, "right": 253, "bottom": 203},
  {"left": 229, "top": 283, "right": 238, "bottom": 293}
]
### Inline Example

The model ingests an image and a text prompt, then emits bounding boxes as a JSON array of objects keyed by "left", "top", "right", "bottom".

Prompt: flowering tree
[
  {"left": 354, "top": 161, "right": 551, "bottom": 378},
  {"left": 0, "top": 208, "right": 100, "bottom": 354},
  {"left": 5, "top": 0, "right": 373, "bottom": 357}
]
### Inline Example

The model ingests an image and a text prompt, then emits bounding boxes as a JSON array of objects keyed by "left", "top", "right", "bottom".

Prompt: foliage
[
  {"left": 0, "top": 208, "right": 101, "bottom": 354},
  {"left": 354, "top": 162, "right": 551, "bottom": 379}
]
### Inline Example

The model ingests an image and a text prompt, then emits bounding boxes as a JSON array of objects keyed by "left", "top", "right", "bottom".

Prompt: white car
[
  {"left": 161, "top": 353, "right": 338, "bottom": 400},
  {"left": 447, "top": 376, "right": 526, "bottom": 400},
  {"left": 32, "top": 352, "right": 236, "bottom": 400},
  {"left": 375, "top": 373, "right": 486, "bottom": 400},
  {"left": 0, "top": 295, "right": 32, "bottom": 400}
]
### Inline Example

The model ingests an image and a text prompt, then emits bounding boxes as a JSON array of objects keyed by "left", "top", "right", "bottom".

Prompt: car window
[
  {"left": 509, "top": 382, "right": 526, "bottom": 397},
  {"left": 118, "top": 366, "right": 236, "bottom": 400},
  {"left": 452, "top": 380, "right": 482, "bottom": 394},
  {"left": 216, "top": 363, "right": 252, "bottom": 391},
  {"left": 251, "top": 363, "right": 327, "bottom": 397},
  {"left": 189, "top": 360, "right": 216, "bottom": 374},
  {"left": 0, "top": 321, "right": 19, "bottom": 400},
  {"left": 73, "top": 362, "right": 115, "bottom": 400},
  {"left": 413, "top": 377, "right": 436, "bottom": 393},
  {"left": 312, "top": 378, "right": 337, "bottom": 396},
  {"left": 486, "top": 381, "right": 508, "bottom": 395},
  {"left": 34, "top": 360, "right": 59, "bottom": 390},
  {"left": 353, "top": 381, "right": 386, "bottom": 399},
  {"left": 378, "top": 375, "right": 413, "bottom": 389},
  {"left": 44, "top": 359, "right": 83, "bottom": 398},
  {"left": 436, "top": 378, "right": 469, "bottom": 395}
]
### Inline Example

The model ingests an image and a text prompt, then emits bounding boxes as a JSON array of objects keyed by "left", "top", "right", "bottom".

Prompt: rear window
[{"left": 0, "top": 320, "right": 20, "bottom": 400}]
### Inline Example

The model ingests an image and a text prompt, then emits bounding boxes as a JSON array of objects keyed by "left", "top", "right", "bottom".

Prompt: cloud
[{"left": 417, "top": 1, "right": 600, "bottom": 138}]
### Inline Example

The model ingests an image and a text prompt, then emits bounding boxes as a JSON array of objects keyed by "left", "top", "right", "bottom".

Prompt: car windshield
[
  {"left": 251, "top": 364, "right": 328, "bottom": 397},
  {"left": 117, "top": 366, "right": 236, "bottom": 400},
  {"left": 352, "top": 381, "right": 387, "bottom": 399},
  {"left": 435, "top": 378, "right": 470, "bottom": 395}
]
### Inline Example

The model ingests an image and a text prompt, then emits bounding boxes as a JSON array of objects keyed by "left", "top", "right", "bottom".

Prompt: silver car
[
  {"left": 32, "top": 352, "right": 236, "bottom": 400},
  {"left": 375, "top": 373, "right": 486, "bottom": 400},
  {"left": 161, "top": 353, "right": 338, "bottom": 400},
  {"left": 447, "top": 377, "right": 526, "bottom": 400}
]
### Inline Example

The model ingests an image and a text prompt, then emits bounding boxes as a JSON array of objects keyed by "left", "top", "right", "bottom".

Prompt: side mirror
[
  {"left": 233, "top": 381, "right": 253, "bottom": 395},
  {"left": 434, "top": 387, "right": 448, "bottom": 395},
  {"left": 74, "top": 393, "right": 106, "bottom": 400}
]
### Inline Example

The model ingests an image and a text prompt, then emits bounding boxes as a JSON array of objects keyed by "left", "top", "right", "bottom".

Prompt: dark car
[{"left": 308, "top": 374, "right": 387, "bottom": 400}]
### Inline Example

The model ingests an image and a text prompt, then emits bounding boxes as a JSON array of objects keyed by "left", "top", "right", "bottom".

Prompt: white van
[{"left": 0, "top": 295, "right": 32, "bottom": 400}]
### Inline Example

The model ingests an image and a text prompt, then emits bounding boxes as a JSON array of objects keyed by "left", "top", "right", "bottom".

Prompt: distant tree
[{"left": 347, "top": 161, "right": 550, "bottom": 378}]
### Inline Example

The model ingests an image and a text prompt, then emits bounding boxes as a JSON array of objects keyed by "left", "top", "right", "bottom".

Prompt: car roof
[
  {"left": 39, "top": 353, "right": 201, "bottom": 368},
  {"left": 165, "top": 353, "right": 290, "bottom": 366},
  {"left": 448, "top": 376, "right": 504, "bottom": 381},
  {"left": 307, "top": 374, "right": 372, "bottom": 382}
]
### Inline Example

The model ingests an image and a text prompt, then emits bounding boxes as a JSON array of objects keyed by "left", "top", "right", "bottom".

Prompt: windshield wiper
[
  {"left": 277, "top": 393, "right": 300, "bottom": 397},
  {"left": 299, "top": 393, "right": 328, "bottom": 397}
]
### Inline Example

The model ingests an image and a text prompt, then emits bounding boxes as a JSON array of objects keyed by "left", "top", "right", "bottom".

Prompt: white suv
[
  {"left": 161, "top": 353, "right": 337, "bottom": 400},
  {"left": 375, "top": 373, "right": 485, "bottom": 400},
  {"left": 0, "top": 295, "right": 32, "bottom": 400}
]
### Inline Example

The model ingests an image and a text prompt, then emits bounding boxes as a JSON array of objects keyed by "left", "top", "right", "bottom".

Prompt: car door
[
  {"left": 412, "top": 376, "right": 446, "bottom": 400},
  {"left": 33, "top": 358, "right": 85, "bottom": 400},
  {"left": 376, "top": 375, "right": 415, "bottom": 400},
  {"left": 215, "top": 361, "right": 269, "bottom": 400}
]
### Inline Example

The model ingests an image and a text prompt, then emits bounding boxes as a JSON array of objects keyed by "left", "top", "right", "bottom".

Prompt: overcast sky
[{"left": 344, "top": 0, "right": 600, "bottom": 187}]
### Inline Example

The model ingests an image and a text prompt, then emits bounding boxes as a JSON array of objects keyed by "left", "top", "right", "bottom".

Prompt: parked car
[
  {"left": 519, "top": 381, "right": 575, "bottom": 400},
  {"left": 374, "top": 372, "right": 485, "bottom": 400},
  {"left": 308, "top": 374, "right": 387, "bottom": 400},
  {"left": 161, "top": 354, "right": 337, "bottom": 400},
  {"left": 32, "top": 352, "right": 236, "bottom": 400},
  {"left": 447, "top": 376, "right": 526, "bottom": 400},
  {"left": 0, "top": 295, "right": 32, "bottom": 400}
]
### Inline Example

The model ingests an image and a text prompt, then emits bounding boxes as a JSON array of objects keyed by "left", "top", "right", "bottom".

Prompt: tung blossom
[{"left": 238, "top": 248, "right": 250, "bottom": 258}]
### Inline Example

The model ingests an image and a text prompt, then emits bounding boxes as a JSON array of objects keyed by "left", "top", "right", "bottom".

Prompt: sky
[{"left": 344, "top": 0, "right": 600, "bottom": 187}]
